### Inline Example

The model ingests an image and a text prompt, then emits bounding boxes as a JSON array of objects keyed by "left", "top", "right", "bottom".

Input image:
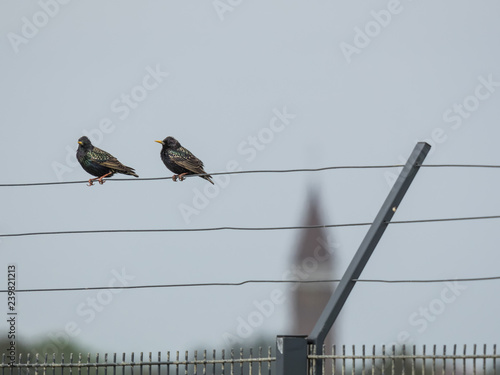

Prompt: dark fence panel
[
  {"left": 2, "top": 344, "right": 498, "bottom": 375},
  {"left": 0, "top": 348, "right": 275, "bottom": 375},
  {"left": 308, "top": 344, "right": 498, "bottom": 375}
]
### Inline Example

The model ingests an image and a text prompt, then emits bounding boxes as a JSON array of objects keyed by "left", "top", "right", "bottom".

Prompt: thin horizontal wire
[
  {"left": 390, "top": 215, "right": 500, "bottom": 225},
  {"left": 182, "top": 165, "right": 405, "bottom": 177},
  {"left": 420, "top": 164, "right": 500, "bottom": 169},
  {"left": 1, "top": 215, "right": 499, "bottom": 238},
  {"left": 308, "top": 354, "right": 500, "bottom": 360},
  {"left": 1, "top": 276, "right": 499, "bottom": 293},
  {"left": 356, "top": 276, "right": 500, "bottom": 283},
  {"left": 1, "top": 358, "right": 277, "bottom": 368},
  {"left": 0, "top": 222, "right": 371, "bottom": 238},
  {"left": 0, "top": 165, "right": 405, "bottom": 187},
  {"left": 2, "top": 163, "right": 500, "bottom": 187}
]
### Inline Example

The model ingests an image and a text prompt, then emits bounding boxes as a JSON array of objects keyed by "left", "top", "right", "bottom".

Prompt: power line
[
  {"left": 1, "top": 276, "right": 499, "bottom": 294},
  {"left": 420, "top": 164, "right": 500, "bottom": 169},
  {"left": 356, "top": 276, "right": 500, "bottom": 283},
  {"left": 0, "top": 165, "right": 406, "bottom": 187},
  {"left": 0, "top": 223, "right": 371, "bottom": 238},
  {"left": 2, "top": 163, "right": 500, "bottom": 187},
  {"left": 389, "top": 215, "right": 500, "bottom": 225},
  {"left": 1, "top": 215, "right": 499, "bottom": 238}
]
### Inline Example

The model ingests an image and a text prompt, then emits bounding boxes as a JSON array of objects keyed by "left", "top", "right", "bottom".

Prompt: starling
[
  {"left": 76, "top": 136, "right": 138, "bottom": 186},
  {"left": 155, "top": 136, "right": 214, "bottom": 184}
]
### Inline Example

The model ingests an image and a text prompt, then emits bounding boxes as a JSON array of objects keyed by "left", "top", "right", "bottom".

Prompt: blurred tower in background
[{"left": 290, "top": 189, "right": 337, "bottom": 348}]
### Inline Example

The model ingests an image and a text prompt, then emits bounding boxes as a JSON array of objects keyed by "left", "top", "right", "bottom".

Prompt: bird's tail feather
[
  {"left": 122, "top": 166, "right": 139, "bottom": 178},
  {"left": 203, "top": 175, "right": 214, "bottom": 185}
]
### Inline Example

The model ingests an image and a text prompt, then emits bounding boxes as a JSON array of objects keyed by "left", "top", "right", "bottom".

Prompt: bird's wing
[
  {"left": 168, "top": 147, "right": 206, "bottom": 173},
  {"left": 92, "top": 147, "right": 128, "bottom": 170}
]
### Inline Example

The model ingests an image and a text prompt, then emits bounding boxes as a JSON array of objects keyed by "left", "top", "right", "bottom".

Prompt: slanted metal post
[
  {"left": 276, "top": 336, "right": 308, "bottom": 375},
  {"left": 308, "top": 142, "right": 431, "bottom": 368}
]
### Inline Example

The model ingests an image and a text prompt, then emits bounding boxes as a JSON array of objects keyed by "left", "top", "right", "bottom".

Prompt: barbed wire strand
[
  {"left": 2, "top": 163, "right": 500, "bottom": 187},
  {"left": 1, "top": 215, "right": 499, "bottom": 238},
  {"left": 1, "top": 276, "right": 499, "bottom": 294}
]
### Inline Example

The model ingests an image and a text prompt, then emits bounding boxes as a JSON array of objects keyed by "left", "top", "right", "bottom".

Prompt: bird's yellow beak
[
  {"left": 155, "top": 140, "right": 164, "bottom": 145},
  {"left": 78, "top": 141, "right": 83, "bottom": 145}
]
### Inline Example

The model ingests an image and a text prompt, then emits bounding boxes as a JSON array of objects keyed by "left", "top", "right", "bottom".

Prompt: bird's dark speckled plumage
[
  {"left": 155, "top": 136, "right": 214, "bottom": 184},
  {"left": 76, "top": 136, "right": 138, "bottom": 186}
]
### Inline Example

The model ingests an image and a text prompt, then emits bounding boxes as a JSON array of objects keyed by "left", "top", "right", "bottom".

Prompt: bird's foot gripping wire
[
  {"left": 95, "top": 172, "right": 113, "bottom": 185},
  {"left": 172, "top": 173, "right": 188, "bottom": 182}
]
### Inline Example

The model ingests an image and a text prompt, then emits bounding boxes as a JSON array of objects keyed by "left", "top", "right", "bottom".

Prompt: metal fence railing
[
  {"left": 308, "top": 344, "right": 498, "bottom": 375},
  {"left": 1, "top": 344, "right": 499, "bottom": 375},
  {"left": 0, "top": 348, "right": 275, "bottom": 375}
]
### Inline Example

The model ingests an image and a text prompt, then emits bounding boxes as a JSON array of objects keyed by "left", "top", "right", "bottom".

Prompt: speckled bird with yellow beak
[
  {"left": 155, "top": 136, "right": 213, "bottom": 184},
  {"left": 76, "top": 136, "right": 138, "bottom": 186}
]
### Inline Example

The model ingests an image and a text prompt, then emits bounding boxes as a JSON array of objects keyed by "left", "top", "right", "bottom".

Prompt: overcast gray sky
[{"left": 1, "top": 0, "right": 500, "bottom": 355}]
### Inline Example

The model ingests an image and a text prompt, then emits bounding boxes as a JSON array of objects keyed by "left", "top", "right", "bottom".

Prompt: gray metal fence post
[
  {"left": 308, "top": 142, "right": 431, "bottom": 371},
  {"left": 276, "top": 336, "right": 308, "bottom": 375}
]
